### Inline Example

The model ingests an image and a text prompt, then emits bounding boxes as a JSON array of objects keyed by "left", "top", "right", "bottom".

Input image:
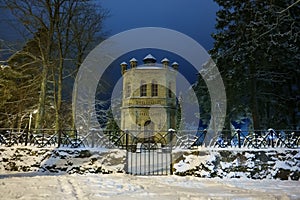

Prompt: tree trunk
[
  {"left": 250, "top": 65, "right": 259, "bottom": 130},
  {"left": 35, "top": 62, "right": 48, "bottom": 130}
]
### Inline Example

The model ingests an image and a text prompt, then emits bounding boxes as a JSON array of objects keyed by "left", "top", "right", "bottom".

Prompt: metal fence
[
  {"left": 0, "top": 128, "right": 78, "bottom": 148},
  {"left": 0, "top": 128, "right": 299, "bottom": 149},
  {"left": 124, "top": 130, "right": 174, "bottom": 175},
  {"left": 209, "top": 129, "right": 300, "bottom": 149}
]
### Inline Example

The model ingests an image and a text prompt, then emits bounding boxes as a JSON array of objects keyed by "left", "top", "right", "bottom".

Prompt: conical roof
[
  {"left": 143, "top": 54, "right": 156, "bottom": 63},
  {"left": 129, "top": 58, "right": 137, "bottom": 62},
  {"left": 161, "top": 58, "right": 169, "bottom": 63}
]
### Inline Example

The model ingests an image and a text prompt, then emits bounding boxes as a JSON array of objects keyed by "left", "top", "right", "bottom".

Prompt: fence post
[
  {"left": 269, "top": 129, "right": 275, "bottom": 148},
  {"left": 74, "top": 129, "right": 78, "bottom": 147},
  {"left": 91, "top": 129, "right": 95, "bottom": 148},
  {"left": 203, "top": 129, "right": 207, "bottom": 146},
  {"left": 25, "top": 128, "right": 29, "bottom": 146},
  {"left": 237, "top": 129, "right": 241, "bottom": 148},
  {"left": 57, "top": 129, "right": 61, "bottom": 148},
  {"left": 41, "top": 131, "right": 45, "bottom": 147}
]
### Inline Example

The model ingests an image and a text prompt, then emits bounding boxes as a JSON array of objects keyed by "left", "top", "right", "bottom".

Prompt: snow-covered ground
[
  {"left": 0, "top": 173, "right": 299, "bottom": 200},
  {"left": 0, "top": 146, "right": 299, "bottom": 199}
]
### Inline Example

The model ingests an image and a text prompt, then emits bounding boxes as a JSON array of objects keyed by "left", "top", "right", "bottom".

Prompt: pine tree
[
  {"left": 210, "top": 0, "right": 300, "bottom": 130},
  {"left": 0, "top": 38, "right": 41, "bottom": 129}
]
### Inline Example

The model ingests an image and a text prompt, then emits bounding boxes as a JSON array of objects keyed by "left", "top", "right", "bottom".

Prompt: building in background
[{"left": 120, "top": 54, "right": 179, "bottom": 143}]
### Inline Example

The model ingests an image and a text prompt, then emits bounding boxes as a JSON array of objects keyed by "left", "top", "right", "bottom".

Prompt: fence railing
[
  {"left": 209, "top": 129, "right": 300, "bottom": 149},
  {"left": 0, "top": 128, "right": 78, "bottom": 148},
  {"left": 0, "top": 128, "right": 299, "bottom": 149}
]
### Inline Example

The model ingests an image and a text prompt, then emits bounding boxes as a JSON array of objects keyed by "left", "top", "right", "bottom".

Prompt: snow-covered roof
[
  {"left": 129, "top": 58, "right": 137, "bottom": 62},
  {"left": 135, "top": 65, "right": 177, "bottom": 72},
  {"left": 161, "top": 58, "right": 169, "bottom": 63},
  {"left": 143, "top": 54, "right": 156, "bottom": 61},
  {"left": 120, "top": 62, "right": 128, "bottom": 66},
  {"left": 136, "top": 66, "right": 162, "bottom": 70},
  {"left": 171, "top": 61, "right": 179, "bottom": 66}
]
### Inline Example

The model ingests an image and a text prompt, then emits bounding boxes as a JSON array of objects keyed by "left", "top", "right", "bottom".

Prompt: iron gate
[{"left": 125, "top": 130, "right": 173, "bottom": 175}]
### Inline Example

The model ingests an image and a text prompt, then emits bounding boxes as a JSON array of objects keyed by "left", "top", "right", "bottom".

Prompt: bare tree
[{"left": 2, "top": 0, "right": 108, "bottom": 132}]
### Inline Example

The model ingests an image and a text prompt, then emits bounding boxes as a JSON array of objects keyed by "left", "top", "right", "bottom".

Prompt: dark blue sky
[
  {"left": 1, "top": 1, "right": 219, "bottom": 81},
  {"left": 100, "top": 0, "right": 219, "bottom": 50},
  {"left": 0, "top": 1, "right": 219, "bottom": 51}
]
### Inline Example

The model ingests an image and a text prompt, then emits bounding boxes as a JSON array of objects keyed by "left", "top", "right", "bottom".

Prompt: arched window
[
  {"left": 144, "top": 120, "right": 154, "bottom": 132},
  {"left": 151, "top": 80, "right": 158, "bottom": 97},
  {"left": 140, "top": 80, "right": 147, "bottom": 97}
]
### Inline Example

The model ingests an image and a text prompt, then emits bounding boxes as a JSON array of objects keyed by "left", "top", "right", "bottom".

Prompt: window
[
  {"left": 144, "top": 120, "right": 154, "bottom": 132},
  {"left": 168, "top": 82, "right": 173, "bottom": 98},
  {"left": 140, "top": 80, "right": 147, "bottom": 97},
  {"left": 125, "top": 82, "right": 131, "bottom": 98},
  {"left": 151, "top": 80, "right": 158, "bottom": 97}
]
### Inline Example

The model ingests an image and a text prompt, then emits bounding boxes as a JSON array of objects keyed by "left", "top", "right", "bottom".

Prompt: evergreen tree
[
  {"left": 0, "top": 38, "right": 41, "bottom": 129},
  {"left": 210, "top": 0, "right": 300, "bottom": 130}
]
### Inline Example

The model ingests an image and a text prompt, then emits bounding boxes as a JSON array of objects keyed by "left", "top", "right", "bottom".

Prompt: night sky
[
  {"left": 100, "top": 0, "right": 219, "bottom": 50},
  {"left": 0, "top": 1, "right": 219, "bottom": 50}
]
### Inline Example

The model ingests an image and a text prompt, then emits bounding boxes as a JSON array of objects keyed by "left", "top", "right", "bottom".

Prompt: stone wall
[
  {"left": 173, "top": 149, "right": 300, "bottom": 180},
  {"left": 1, "top": 147, "right": 299, "bottom": 181},
  {"left": 0, "top": 147, "right": 126, "bottom": 174}
]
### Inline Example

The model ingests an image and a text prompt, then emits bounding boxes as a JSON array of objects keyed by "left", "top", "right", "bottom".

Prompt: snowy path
[{"left": 0, "top": 173, "right": 299, "bottom": 200}]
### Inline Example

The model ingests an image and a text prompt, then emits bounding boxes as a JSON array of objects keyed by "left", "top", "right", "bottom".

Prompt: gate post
[
  {"left": 168, "top": 129, "right": 175, "bottom": 175},
  {"left": 125, "top": 130, "right": 129, "bottom": 150}
]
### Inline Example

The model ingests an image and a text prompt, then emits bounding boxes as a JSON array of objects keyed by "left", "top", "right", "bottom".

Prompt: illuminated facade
[{"left": 120, "top": 54, "right": 178, "bottom": 139}]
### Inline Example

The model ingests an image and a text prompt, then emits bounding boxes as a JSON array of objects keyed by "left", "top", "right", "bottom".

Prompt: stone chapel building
[{"left": 120, "top": 54, "right": 178, "bottom": 141}]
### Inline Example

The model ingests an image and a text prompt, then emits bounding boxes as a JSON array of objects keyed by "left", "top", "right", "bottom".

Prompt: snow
[
  {"left": 143, "top": 54, "right": 156, "bottom": 61},
  {"left": 136, "top": 66, "right": 163, "bottom": 70},
  {"left": 0, "top": 173, "right": 299, "bottom": 200},
  {"left": 0, "top": 146, "right": 299, "bottom": 199},
  {"left": 174, "top": 154, "right": 200, "bottom": 173},
  {"left": 274, "top": 160, "right": 292, "bottom": 170},
  {"left": 220, "top": 161, "right": 232, "bottom": 169},
  {"left": 161, "top": 58, "right": 169, "bottom": 63},
  {"left": 245, "top": 152, "right": 255, "bottom": 159},
  {"left": 0, "top": 147, "right": 125, "bottom": 174},
  {"left": 129, "top": 58, "right": 137, "bottom": 62}
]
